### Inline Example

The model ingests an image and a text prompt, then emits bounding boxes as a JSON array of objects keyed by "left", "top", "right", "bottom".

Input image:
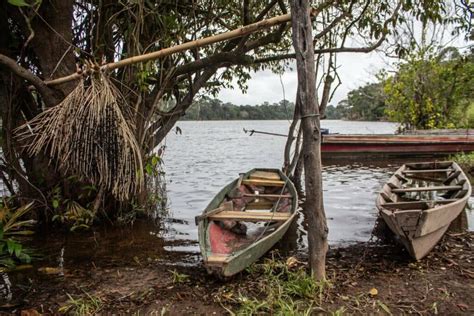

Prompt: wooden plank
[
  {"left": 382, "top": 199, "right": 458, "bottom": 210},
  {"left": 242, "top": 179, "right": 285, "bottom": 187},
  {"left": 404, "top": 162, "right": 453, "bottom": 169},
  {"left": 209, "top": 211, "right": 291, "bottom": 222},
  {"left": 404, "top": 174, "right": 444, "bottom": 183},
  {"left": 243, "top": 194, "right": 292, "bottom": 199},
  {"left": 392, "top": 185, "right": 462, "bottom": 193},
  {"left": 249, "top": 171, "right": 281, "bottom": 181},
  {"left": 246, "top": 202, "right": 275, "bottom": 210},
  {"left": 402, "top": 168, "right": 453, "bottom": 174},
  {"left": 195, "top": 201, "right": 233, "bottom": 224}
]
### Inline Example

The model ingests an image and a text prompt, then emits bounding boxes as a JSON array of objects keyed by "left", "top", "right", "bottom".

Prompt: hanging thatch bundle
[{"left": 15, "top": 73, "right": 144, "bottom": 201}]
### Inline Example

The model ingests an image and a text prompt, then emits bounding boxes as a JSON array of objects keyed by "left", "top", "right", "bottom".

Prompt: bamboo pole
[{"left": 45, "top": 12, "right": 299, "bottom": 87}]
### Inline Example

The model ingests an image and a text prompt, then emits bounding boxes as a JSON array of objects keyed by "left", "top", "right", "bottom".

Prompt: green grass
[
  {"left": 231, "top": 254, "right": 332, "bottom": 315},
  {"left": 466, "top": 102, "right": 474, "bottom": 128},
  {"left": 58, "top": 292, "right": 102, "bottom": 315},
  {"left": 450, "top": 152, "right": 474, "bottom": 167}
]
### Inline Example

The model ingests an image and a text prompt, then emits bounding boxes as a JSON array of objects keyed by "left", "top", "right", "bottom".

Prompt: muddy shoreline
[{"left": 2, "top": 230, "right": 472, "bottom": 315}]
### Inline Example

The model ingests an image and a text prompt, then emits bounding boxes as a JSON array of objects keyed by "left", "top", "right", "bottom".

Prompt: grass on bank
[
  {"left": 216, "top": 252, "right": 397, "bottom": 315},
  {"left": 450, "top": 152, "right": 474, "bottom": 169},
  {"left": 219, "top": 253, "right": 334, "bottom": 315},
  {"left": 58, "top": 292, "right": 103, "bottom": 315}
]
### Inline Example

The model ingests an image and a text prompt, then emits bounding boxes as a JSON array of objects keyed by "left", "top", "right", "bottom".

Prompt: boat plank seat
[
  {"left": 382, "top": 199, "right": 458, "bottom": 210},
  {"left": 404, "top": 174, "right": 444, "bottom": 183},
  {"left": 209, "top": 211, "right": 291, "bottom": 222},
  {"left": 402, "top": 168, "right": 453, "bottom": 174},
  {"left": 243, "top": 194, "right": 292, "bottom": 199},
  {"left": 195, "top": 201, "right": 234, "bottom": 224},
  {"left": 392, "top": 185, "right": 462, "bottom": 193},
  {"left": 249, "top": 171, "right": 281, "bottom": 181},
  {"left": 242, "top": 179, "right": 285, "bottom": 187}
]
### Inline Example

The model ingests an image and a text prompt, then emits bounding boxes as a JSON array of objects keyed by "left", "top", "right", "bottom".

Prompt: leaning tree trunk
[{"left": 290, "top": 0, "right": 328, "bottom": 280}]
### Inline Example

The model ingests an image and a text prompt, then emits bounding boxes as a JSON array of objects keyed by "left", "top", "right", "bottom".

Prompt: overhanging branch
[{"left": 0, "top": 53, "right": 59, "bottom": 106}]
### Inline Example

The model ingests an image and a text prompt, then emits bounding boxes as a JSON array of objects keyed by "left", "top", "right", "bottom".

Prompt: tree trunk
[{"left": 290, "top": 0, "right": 328, "bottom": 280}]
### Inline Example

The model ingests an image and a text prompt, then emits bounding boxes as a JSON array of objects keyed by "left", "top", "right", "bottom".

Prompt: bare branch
[{"left": 0, "top": 53, "right": 59, "bottom": 106}]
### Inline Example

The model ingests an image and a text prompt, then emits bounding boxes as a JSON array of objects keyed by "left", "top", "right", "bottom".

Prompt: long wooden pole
[
  {"left": 45, "top": 12, "right": 296, "bottom": 87},
  {"left": 291, "top": 0, "right": 328, "bottom": 280}
]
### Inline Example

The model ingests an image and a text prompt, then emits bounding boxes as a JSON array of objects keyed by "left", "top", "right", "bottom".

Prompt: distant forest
[
  {"left": 182, "top": 97, "right": 295, "bottom": 120},
  {"left": 181, "top": 95, "right": 378, "bottom": 121}
]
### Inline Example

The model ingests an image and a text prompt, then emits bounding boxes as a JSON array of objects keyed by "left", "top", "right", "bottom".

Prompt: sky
[{"left": 217, "top": 50, "right": 390, "bottom": 107}]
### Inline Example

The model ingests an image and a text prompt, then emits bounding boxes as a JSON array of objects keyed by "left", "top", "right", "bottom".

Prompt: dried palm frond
[{"left": 15, "top": 73, "right": 144, "bottom": 201}]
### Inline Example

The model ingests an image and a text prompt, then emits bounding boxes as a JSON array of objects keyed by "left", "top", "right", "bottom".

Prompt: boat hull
[
  {"left": 322, "top": 134, "right": 474, "bottom": 158},
  {"left": 376, "top": 161, "right": 471, "bottom": 260},
  {"left": 197, "top": 168, "right": 298, "bottom": 277}
]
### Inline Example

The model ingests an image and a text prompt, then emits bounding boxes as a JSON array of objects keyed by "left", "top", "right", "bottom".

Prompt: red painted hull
[{"left": 321, "top": 134, "right": 474, "bottom": 158}]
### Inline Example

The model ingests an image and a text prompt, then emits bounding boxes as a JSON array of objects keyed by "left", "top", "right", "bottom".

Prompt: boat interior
[{"left": 380, "top": 162, "right": 468, "bottom": 211}]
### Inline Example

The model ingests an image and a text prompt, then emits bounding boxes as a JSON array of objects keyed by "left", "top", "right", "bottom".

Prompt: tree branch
[
  {"left": 254, "top": 1, "right": 402, "bottom": 63},
  {"left": 0, "top": 53, "right": 59, "bottom": 106},
  {"left": 174, "top": 52, "right": 253, "bottom": 76}
]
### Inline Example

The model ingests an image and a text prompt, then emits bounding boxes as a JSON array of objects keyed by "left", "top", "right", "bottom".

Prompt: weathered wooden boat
[
  {"left": 321, "top": 134, "right": 474, "bottom": 158},
  {"left": 196, "top": 169, "right": 298, "bottom": 277},
  {"left": 376, "top": 161, "right": 471, "bottom": 260}
]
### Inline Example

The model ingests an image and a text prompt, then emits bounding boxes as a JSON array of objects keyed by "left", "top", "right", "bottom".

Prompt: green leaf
[
  {"left": 52, "top": 199, "right": 59, "bottom": 209},
  {"left": 8, "top": 0, "right": 30, "bottom": 6},
  {"left": 377, "top": 301, "right": 392, "bottom": 315}
]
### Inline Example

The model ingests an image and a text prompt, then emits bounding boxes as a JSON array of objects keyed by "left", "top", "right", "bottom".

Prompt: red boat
[{"left": 321, "top": 134, "right": 474, "bottom": 158}]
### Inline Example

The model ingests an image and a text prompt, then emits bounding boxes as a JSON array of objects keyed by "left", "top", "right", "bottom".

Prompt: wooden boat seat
[
  {"left": 243, "top": 193, "right": 292, "bottom": 199},
  {"left": 404, "top": 174, "right": 444, "bottom": 183},
  {"left": 381, "top": 199, "right": 458, "bottom": 210},
  {"left": 402, "top": 168, "right": 453, "bottom": 174},
  {"left": 208, "top": 211, "right": 291, "bottom": 222},
  {"left": 392, "top": 185, "right": 462, "bottom": 193},
  {"left": 249, "top": 171, "right": 281, "bottom": 181},
  {"left": 242, "top": 179, "right": 285, "bottom": 187}
]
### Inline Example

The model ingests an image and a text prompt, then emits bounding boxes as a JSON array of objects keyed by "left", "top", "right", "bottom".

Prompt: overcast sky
[{"left": 217, "top": 50, "right": 390, "bottom": 106}]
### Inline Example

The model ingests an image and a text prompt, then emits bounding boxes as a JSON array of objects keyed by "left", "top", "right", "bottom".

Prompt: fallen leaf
[
  {"left": 20, "top": 309, "right": 41, "bottom": 316},
  {"left": 369, "top": 288, "right": 378, "bottom": 296},
  {"left": 37, "top": 267, "right": 61, "bottom": 275},
  {"left": 377, "top": 301, "right": 392, "bottom": 315},
  {"left": 286, "top": 256, "right": 299, "bottom": 268}
]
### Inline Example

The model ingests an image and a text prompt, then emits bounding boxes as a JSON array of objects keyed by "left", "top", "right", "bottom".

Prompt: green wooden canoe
[{"left": 196, "top": 168, "right": 298, "bottom": 277}]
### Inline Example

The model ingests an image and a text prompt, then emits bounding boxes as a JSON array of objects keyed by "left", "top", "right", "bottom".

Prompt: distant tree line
[{"left": 182, "top": 97, "right": 295, "bottom": 120}]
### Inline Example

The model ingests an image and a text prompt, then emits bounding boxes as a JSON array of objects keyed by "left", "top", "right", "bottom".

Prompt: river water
[{"left": 163, "top": 120, "right": 473, "bottom": 253}]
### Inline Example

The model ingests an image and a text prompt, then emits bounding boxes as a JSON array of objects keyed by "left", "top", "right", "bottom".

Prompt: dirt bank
[{"left": 2, "top": 231, "right": 472, "bottom": 315}]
